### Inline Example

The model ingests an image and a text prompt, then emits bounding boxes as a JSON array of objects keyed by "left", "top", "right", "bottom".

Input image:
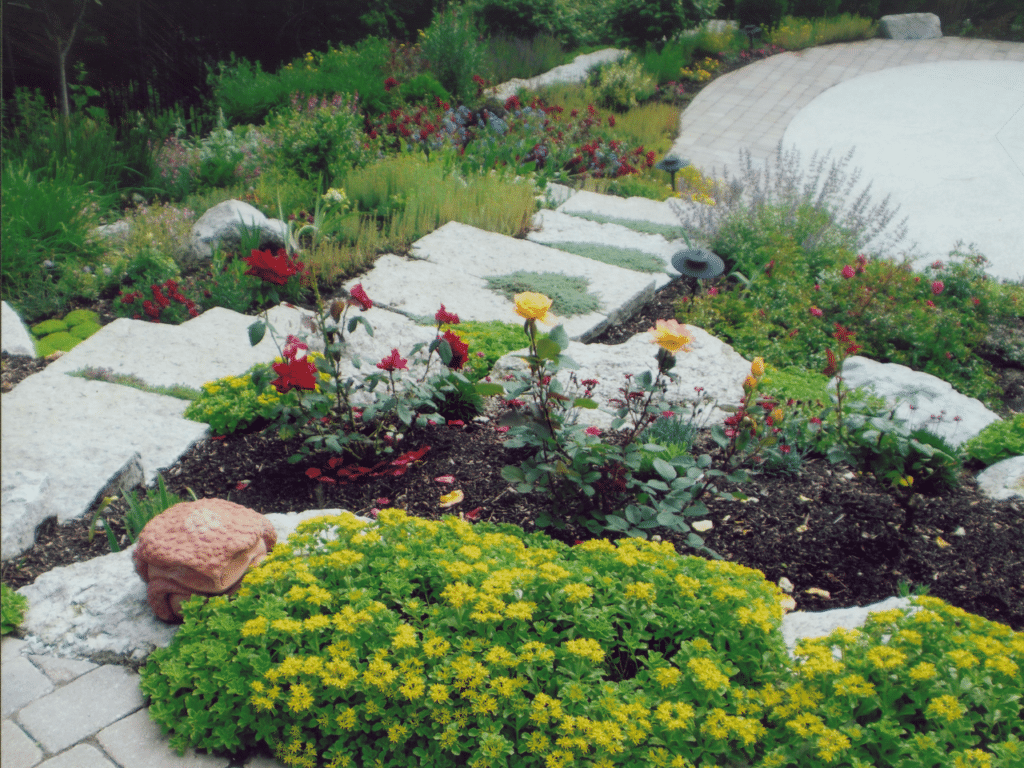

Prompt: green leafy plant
[
  {"left": 962, "top": 414, "right": 1024, "bottom": 467},
  {"left": 89, "top": 474, "right": 185, "bottom": 552},
  {"left": 420, "top": 4, "right": 488, "bottom": 104},
  {"left": 267, "top": 93, "right": 377, "bottom": 185},
  {"left": 71, "top": 367, "right": 200, "bottom": 401},
  {"left": 590, "top": 57, "right": 657, "bottom": 112},
  {"left": 184, "top": 363, "right": 283, "bottom": 435},
  {"left": 1, "top": 582, "right": 29, "bottom": 636}
]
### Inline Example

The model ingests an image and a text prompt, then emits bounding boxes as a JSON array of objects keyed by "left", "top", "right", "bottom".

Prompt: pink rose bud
[{"left": 435, "top": 475, "right": 456, "bottom": 484}]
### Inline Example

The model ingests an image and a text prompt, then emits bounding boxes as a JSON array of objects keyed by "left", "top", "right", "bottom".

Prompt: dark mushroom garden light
[
  {"left": 672, "top": 248, "right": 725, "bottom": 301},
  {"left": 655, "top": 155, "right": 690, "bottom": 193}
]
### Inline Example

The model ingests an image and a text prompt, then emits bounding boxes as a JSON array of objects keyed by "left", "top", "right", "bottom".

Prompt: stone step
[{"left": 346, "top": 220, "right": 657, "bottom": 342}]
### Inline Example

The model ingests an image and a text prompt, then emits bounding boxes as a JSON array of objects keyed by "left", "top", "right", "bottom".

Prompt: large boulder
[
  {"left": 836, "top": 356, "right": 1000, "bottom": 448},
  {"left": 1, "top": 301, "right": 36, "bottom": 358},
  {"left": 188, "top": 200, "right": 293, "bottom": 263},
  {"left": 879, "top": 13, "right": 942, "bottom": 40},
  {"left": 491, "top": 325, "right": 751, "bottom": 430}
]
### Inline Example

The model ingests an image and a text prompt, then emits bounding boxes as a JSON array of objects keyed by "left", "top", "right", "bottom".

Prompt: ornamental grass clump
[{"left": 140, "top": 509, "right": 792, "bottom": 766}]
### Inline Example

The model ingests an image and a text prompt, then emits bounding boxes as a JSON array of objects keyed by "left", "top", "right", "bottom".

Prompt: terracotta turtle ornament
[{"left": 133, "top": 498, "right": 277, "bottom": 622}]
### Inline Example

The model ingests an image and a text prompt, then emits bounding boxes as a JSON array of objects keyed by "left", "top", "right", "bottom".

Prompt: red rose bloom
[
  {"left": 435, "top": 304, "right": 460, "bottom": 325},
  {"left": 442, "top": 330, "right": 469, "bottom": 370},
  {"left": 244, "top": 248, "right": 303, "bottom": 286},
  {"left": 376, "top": 348, "right": 408, "bottom": 371},
  {"left": 349, "top": 283, "right": 373, "bottom": 311},
  {"left": 271, "top": 357, "right": 318, "bottom": 393}
]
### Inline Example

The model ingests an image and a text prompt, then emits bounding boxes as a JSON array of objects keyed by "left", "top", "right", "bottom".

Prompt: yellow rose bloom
[
  {"left": 751, "top": 357, "right": 765, "bottom": 378},
  {"left": 649, "top": 319, "right": 692, "bottom": 353},
  {"left": 514, "top": 292, "right": 554, "bottom": 324}
]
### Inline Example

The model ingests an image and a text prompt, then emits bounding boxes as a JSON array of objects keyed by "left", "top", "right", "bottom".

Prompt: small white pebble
[
  {"left": 952, "top": 526, "right": 966, "bottom": 537},
  {"left": 778, "top": 577, "right": 794, "bottom": 594},
  {"left": 691, "top": 520, "right": 713, "bottom": 532}
]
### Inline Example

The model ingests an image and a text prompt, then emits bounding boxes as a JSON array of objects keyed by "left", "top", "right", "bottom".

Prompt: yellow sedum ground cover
[{"left": 141, "top": 510, "right": 1022, "bottom": 768}]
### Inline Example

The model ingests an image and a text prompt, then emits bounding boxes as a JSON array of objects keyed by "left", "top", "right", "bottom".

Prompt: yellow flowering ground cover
[{"left": 141, "top": 511, "right": 1023, "bottom": 768}]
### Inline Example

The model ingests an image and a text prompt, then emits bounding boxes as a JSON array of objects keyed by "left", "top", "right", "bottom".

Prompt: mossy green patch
[
  {"left": 64, "top": 308, "right": 100, "bottom": 327},
  {"left": 547, "top": 241, "right": 666, "bottom": 273},
  {"left": 36, "top": 331, "right": 79, "bottom": 357},
  {"left": 31, "top": 318, "right": 68, "bottom": 337},
  {"left": 69, "top": 321, "right": 102, "bottom": 340},
  {"left": 568, "top": 212, "right": 682, "bottom": 239},
  {"left": 485, "top": 271, "right": 600, "bottom": 317}
]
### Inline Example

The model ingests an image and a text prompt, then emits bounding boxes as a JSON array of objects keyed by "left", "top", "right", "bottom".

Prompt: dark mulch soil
[{"left": 3, "top": 277, "right": 1022, "bottom": 631}]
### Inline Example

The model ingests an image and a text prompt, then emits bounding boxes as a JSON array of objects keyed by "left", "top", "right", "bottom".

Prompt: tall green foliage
[{"left": 420, "top": 4, "right": 487, "bottom": 103}]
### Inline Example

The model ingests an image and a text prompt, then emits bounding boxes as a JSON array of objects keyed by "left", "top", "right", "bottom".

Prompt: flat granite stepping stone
[
  {"left": 347, "top": 221, "right": 655, "bottom": 342},
  {"left": 557, "top": 190, "right": 683, "bottom": 235},
  {"left": 529, "top": 208, "right": 684, "bottom": 288}
]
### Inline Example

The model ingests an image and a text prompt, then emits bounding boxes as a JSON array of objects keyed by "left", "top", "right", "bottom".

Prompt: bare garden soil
[{"left": 3, "top": 278, "right": 1023, "bottom": 631}]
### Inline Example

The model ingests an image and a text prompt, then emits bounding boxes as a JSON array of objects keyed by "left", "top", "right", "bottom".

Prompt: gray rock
[
  {"left": 879, "top": 13, "right": 942, "bottom": 40},
  {"left": 975, "top": 455, "right": 1024, "bottom": 500},
  {"left": 836, "top": 356, "right": 1000, "bottom": 447},
  {"left": 92, "top": 220, "right": 130, "bottom": 241},
  {"left": 490, "top": 326, "right": 750, "bottom": 430},
  {"left": 188, "top": 200, "right": 293, "bottom": 263},
  {"left": 2, "top": 301, "right": 36, "bottom": 358},
  {"left": 558, "top": 190, "right": 682, "bottom": 232},
  {"left": 15, "top": 510, "right": 369, "bottom": 662},
  {"left": 489, "top": 49, "right": 627, "bottom": 101},
  {"left": 782, "top": 596, "right": 914, "bottom": 655}
]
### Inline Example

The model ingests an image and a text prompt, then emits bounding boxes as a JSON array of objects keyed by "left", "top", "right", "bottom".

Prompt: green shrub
[
  {"left": 486, "top": 272, "right": 601, "bottom": 316},
  {"left": 397, "top": 73, "right": 452, "bottom": 106},
  {"left": 36, "top": 331, "right": 80, "bottom": 357},
  {"left": 267, "top": 94, "right": 377, "bottom": 185},
  {"left": 140, "top": 511, "right": 1024, "bottom": 766},
  {"left": 123, "top": 249, "right": 182, "bottom": 290},
  {"left": 637, "top": 411, "right": 702, "bottom": 474},
  {"left": 547, "top": 242, "right": 667, "bottom": 273},
  {"left": 634, "top": 38, "right": 701, "bottom": 84},
  {"left": 591, "top": 58, "right": 657, "bottom": 112},
  {"left": 31, "top": 318, "right": 68, "bottom": 337},
  {"left": 420, "top": 4, "right": 488, "bottom": 104},
  {"left": 1, "top": 583, "right": 28, "bottom": 636},
  {"left": 962, "top": 414, "right": 1024, "bottom": 467},
  {"left": 607, "top": 0, "right": 702, "bottom": 48}
]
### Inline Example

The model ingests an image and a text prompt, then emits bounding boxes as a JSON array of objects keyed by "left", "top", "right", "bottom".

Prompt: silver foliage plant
[{"left": 669, "top": 143, "right": 911, "bottom": 258}]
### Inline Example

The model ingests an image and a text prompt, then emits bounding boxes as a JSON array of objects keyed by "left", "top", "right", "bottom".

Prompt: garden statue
[{"left": 133, "top": 499, "right": 277, "bottom": 622}]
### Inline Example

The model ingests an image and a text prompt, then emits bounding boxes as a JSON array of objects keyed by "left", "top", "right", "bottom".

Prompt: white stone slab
[
  {"left": 37, "top": 744, "right": 117, "bottom": 768},
  {"left": 1, "top": 718, "right": 43, "bottom": 768},
  {"left": 529, "top": 208, "right": 683, "bottom": 288},
  {"left": 491, "top": 326, "right": 750, "bottom": 430},
  {"left": 836, "top": 355, "right": 1001, "bottom": 448},
  {"left": 975, "top": 455, "right": 1024, "bottom": 500},
  {"left": 489, "top": 48, "right": 627, "bottom": 101},
  {"left": 557, "top": 189, "right": 683, "bottom": 230},
  {"left": 39, "top": 304, "right": 316, "bottom": 391},
  {"left": 1, "top": 374, "right": 207, "bottom": 558},
  {"left": 350, "top": 222, "right": 655, "bottom": 342},
  {"left": 97, "top": 710, "right": 230, "bottom": 768}
]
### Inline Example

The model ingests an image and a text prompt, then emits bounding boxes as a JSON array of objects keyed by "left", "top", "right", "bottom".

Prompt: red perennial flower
[
  {"left": 271, "top": 357, "right": 318, "bottom": 393},
  {"left": 442, "top": 330, "right": 469, "bottom": 370},
  {"left": 244, "top": 248, "right": 305, "bottom": 286},
  {"left": 435, "top": 304, "right": 460, "bottom": 325},
  {"left": 376, "top": 348, "right": 408, "bottom": 371},
  {"left": 349, "top": 283, "right": 373, "bottom": 311}
]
